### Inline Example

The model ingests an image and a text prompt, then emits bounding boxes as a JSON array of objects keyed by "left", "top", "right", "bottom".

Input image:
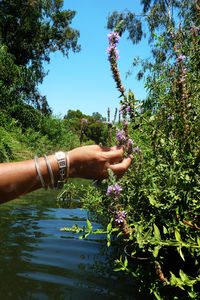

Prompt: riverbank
[{"left": 0, "top": 110, "right": 79, "bottom": 163}]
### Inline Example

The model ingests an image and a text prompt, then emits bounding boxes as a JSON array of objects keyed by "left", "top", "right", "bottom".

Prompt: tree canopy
[
  {"left": 107, "top": 0, "right": 198, "bottom": 81},
  {"left": 0, "top": 0, "right": 80, "bottom": 111}
]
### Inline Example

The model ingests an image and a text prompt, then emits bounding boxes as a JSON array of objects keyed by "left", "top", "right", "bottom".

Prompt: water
[{"left": 0, "top": 189, "right": 142, "bottom": 300}]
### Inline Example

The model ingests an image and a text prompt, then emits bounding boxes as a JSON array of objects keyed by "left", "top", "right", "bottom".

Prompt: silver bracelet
[
  {"left": 66, "top": 152, "right": 70, "bottom": 180},
  {"left": 55, "top": 151, "right": 66, "bottom": 189},
  {"left": 34, "top": 156, "right": 47, "bottom": 189},
  {"left": 54, "top": 151, "right": 70, "bottom": 189},
  {"left": 44, "top": 155, "right": 54, "bottom": 189}
]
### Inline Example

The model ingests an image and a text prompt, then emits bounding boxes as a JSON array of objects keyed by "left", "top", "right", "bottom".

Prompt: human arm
[{"left": 0, "top": 145, "right": 133, "bottom": 203}]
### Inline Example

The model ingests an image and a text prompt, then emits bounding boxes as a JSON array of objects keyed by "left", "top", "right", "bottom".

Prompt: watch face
[
  {"left": 58, "top": 160, "right": 66, "bottom": 168},
  {"left": 55, "top": 152, "right": 65, "bottom": 160}
]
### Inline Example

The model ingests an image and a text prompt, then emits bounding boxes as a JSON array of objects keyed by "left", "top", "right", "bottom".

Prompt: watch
[{"left": 55, "top": 151, "right": 66, "bottom": 189}]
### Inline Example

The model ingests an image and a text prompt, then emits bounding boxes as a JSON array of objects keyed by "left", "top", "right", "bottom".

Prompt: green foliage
[
  {"left": 0, "top": 0, "right": 80, "bottom": 110},
  {"left": 78, "top": 17, "right": 200, "bottom": 299},
  {"left": 64, "top": 109, "right": 108, "bottom": 145},
  {"left": 0, "top": 108, "right": 80, "bottom": 161},
  {"left": 0, "top": 44, "right": 36, "bottom": 108},
  {"left": 107, "top": 0, "right": 198, "bottom": 81}
]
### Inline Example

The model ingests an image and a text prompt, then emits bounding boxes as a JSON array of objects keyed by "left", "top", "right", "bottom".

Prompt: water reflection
[{"left": 0, "top": 189, "right": 150, "bottom": 299}]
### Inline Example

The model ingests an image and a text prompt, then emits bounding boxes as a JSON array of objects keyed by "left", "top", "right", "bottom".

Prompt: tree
[
  {"left": 0, "top": 0, "right": 80, "bottom": 110},
  {"left": 86, "top": 121, "right": 106, "bottom": 145},
  {"left": 107, "top": 0, "right": 194, "bottom": 44},
  {"left": 107, "top": 0, "right": 197, "bottom": 80},
  {"left": 92, "top": 112, "right": 106, "bottom": 122},
  {"left": 64, "top": 109, "right": 84, "bottom": 121},
  {"left": 64, "top": 109, "right": 108, "bottom": 145}
]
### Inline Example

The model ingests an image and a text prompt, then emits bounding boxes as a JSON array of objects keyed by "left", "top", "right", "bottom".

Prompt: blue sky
[{"left": 39, "top": 0, "right": 152, "bottom": 119}]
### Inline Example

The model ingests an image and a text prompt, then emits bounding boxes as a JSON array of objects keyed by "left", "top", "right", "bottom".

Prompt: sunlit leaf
[
  {"left": 153, "top": 224, "right": 161, "bottom": 241},
  {"left": 153, "top": 246, "right": 160, "bottom": 257},
  {"left": 179, "top": 269, "right": 189, "bottom": 282},
  {"left": 87, "top": 219, "right": 92, "bottom": 232},
  {"left": 175, "top": 229, "right": 182, "bottom": 242}
]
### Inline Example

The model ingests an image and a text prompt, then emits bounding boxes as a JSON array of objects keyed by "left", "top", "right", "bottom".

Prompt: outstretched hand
[{"left": 68, "top": 145, "right": 133, "bottom": 180}]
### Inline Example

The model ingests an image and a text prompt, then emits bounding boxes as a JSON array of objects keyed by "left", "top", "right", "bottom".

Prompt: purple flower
[
  {"left": 107, "top": 32, "right": 113, "bottom": 41},
  {"left": 121, "top": 210, "right": 127, "bottom": 218},
  {"left": 182, "top": 67, "right": 187, "bottom": 74},
  {"left": 114, "top": 48, "right": 120, "bottom": 59},
  {"left": 116, "top": 129, "right": 126, "bottom": 143},
  {"left": 107, "top": 43, "right": 120, "bottom": 59},
  {"left": 107, "top": 32, "right": 120, "bottom": 43},
  {"left": 161, "top": 105, "right": 166, "bottom": 109},
  {"left": 180, "top": 77, "right": 185, "bottom": 83},
  {"left": 126, "top": 106, "right": 131, "bottom": 112},
  {"left": 107, "top": 31, "right": 125, "bottom": 96},
  {"left": 176, "top": 55, "right": 186, "bottom": 62},
  {"left": 114, "top": 210, "right": 126, "bottom": 224},
  {"left": 106, "top": 44, "right": 116, "bottom": 54},
  {"left": 122, "top": 119, "right": 130, "bottom": 126},
  {"left": 106, "top": 183, "right": 123, "bottom": 197},
  {"left": 191, "top": 25, "right": 200, "bottom": 34},
  {"left": 128, "top": 139, "right": 134, "bottom": 147},
  {"left": 119, "top": 105, "right": 126, "bottom": 115},
  {"left": 115, "top": 217, "right": 125, "bottom": 224},
  {"left": 82, "top": 118, "right": 88, "bottom": 124},
  {"left": 168, "top": 115, "right": 174, "bottom": 120},
  {"left": 124, "top": 121, "right": 130, "bottom": 126},
  {"left": 133, "top": 146, "right": 140, "bottom": 152}
]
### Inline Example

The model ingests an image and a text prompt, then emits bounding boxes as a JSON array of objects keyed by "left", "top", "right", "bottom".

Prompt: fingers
[
  {"left": 103, "top": 146, "right": 124, "bottom": 163},
  {"left": 109, "top": 154, "right": 133, "bottom": 177}
]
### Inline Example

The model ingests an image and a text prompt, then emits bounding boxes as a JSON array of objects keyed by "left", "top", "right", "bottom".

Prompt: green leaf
[
  {"left": 107, "top": 233, "right": 111, "bottom": 247},
  {"left": 117, "top": 231, "right": 123, "bottom": 237},
  {"left": 153, "top": 224, "right": 161, "bottom": 241},
  {"left": 131, "top": 271, "right": 137, "bottom": 277},
  {"left": 124, "top": 256, "right": 128, "bottom": 268},
  {"left": 107, "top": 240, "right": 111, "bottom": 247},
  {"left": 188, "top": 291, "right": 198, "bottom": 299},
  {"left": 179, "top": 269, "right": 189, "bottom": 282},
  {"left": 113, "top": 267, "right": 122, "bottom": 272},
  {"left": 178, "top": 247, "right": 185, "bottom": 261},
  {"left": 197, "top": 235, "right": 200, "bottom": 246},
  {"left": 170, "top": 272, "right": 177, "bottom": 285},
  {"left": 153, "top": 246, "right": 160, "bottom": 258},
  {"left": 149, "top": 115, "right": 155, "bottom": 122},
  {"left": 175, "top": 229, "right": 182, "bottom": 242},
  {"left": 87, "top": 219, "right": 92, "bottom": 232},
  {"left": 163, "top": 226, "right": 168, "bottom": 234},
  {"left": 148, "top": 195, "right": 157, "bottom": 206},
  {"left": 111, "top": 228, "right": 119, "bottom": 232},
  {"left": 143, "top": 228, "right": 152, "bottom": 240},
  {"left": 107, "top": 222, "right": 112, "bottom": 233},
  {"left": 154, "top": 292, "right": 162, "bottom": 300},
  {"left": 93, "top": 229, "right": 106, "bottom": 234}
]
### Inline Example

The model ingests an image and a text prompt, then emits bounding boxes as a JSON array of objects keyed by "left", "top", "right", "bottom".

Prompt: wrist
[{"left": 68, "top": 149, "right": 80, "bottom": 178}]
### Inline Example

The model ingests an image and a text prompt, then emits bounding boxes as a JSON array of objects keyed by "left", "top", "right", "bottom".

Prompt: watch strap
[{"left": 55, "top": 151, "right": 66, "bottom": 189}]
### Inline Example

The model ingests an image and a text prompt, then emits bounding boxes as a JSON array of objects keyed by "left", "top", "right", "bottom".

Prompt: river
[{"left": 0, "top": 188, "right": 149, "bottom": 300}]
